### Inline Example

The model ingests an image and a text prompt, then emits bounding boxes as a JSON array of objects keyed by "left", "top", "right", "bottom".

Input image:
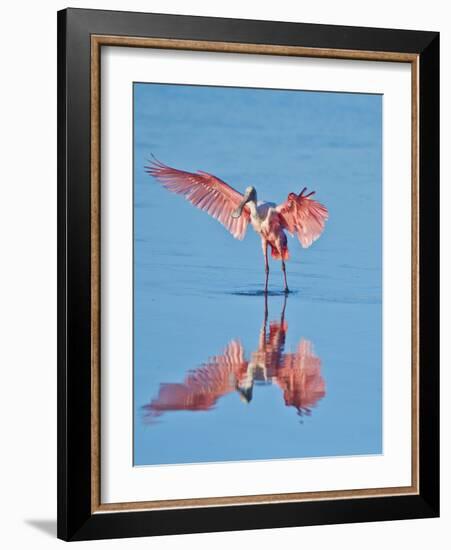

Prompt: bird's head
[
  {"left": 231, "top": 186, "right": 257, "bottom": 218},
  {"left": 236, "top": 384, "right": 253, "bottom": 404}
]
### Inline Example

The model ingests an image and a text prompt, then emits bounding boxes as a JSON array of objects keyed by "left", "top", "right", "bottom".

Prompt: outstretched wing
[
  {"left": 146, "top": 158, "right": 250, "bottom": 240},
  {"left": 143, "top": 341, "right": 248, "bottom": 418},
  {"left": 276, "top": 340, "right": 326, "bottom": 413},
  {"left": 276, "top": 188, "right": 328, "bottom": 248}
]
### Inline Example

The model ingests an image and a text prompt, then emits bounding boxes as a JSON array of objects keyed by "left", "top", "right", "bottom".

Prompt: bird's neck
[{"left": 247, "top": 200, "right": 260, "bottom": 220}]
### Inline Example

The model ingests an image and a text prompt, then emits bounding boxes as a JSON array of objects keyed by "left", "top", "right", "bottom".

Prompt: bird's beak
[
  {"left": 236, "top": 385, "right": 253, "bottom": 403},
  {"left": 232, "top": 196, "right": 249, "bottom": 219}
]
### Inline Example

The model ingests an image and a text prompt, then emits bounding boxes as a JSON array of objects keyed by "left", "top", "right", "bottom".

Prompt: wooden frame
[{"left": 58, "top": 7, "right": 439, "bottom": 541}]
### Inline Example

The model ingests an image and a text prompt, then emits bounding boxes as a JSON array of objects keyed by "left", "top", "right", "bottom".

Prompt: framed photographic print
[{"left": 57, "top": 8, "right": 439, "bottom": 541}]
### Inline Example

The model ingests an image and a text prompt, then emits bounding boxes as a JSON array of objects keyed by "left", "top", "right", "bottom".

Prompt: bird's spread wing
[
  {"left": 276, "top": 189, "right": 328, "bottom": 248},
  {"left": 277, "top": 340, "right": 326, "bottom": 412},
  {"left": 143, "top": 341, "right": 248, "bottom": 417},
  {"left": 146, "top": 158, "right": 250, "bottom": 240}
]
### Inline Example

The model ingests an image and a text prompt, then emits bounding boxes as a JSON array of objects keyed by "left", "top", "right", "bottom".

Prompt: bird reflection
[{"left": 143, "top": 295, "right": 325, "bottom": 422}]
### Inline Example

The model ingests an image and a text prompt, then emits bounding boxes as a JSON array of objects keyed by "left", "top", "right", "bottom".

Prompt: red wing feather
[
  {"left": 146, "top": 158, "right": 250, "bottom": 240},
  {"left": 143, "top": 341, "right": 248, "bottom": 416},
  {"left": 277, "top": 340, "right": 326, "bottom": 412},
  {"left": 277, "top": 189, "right": 328, "bottom": 248}
]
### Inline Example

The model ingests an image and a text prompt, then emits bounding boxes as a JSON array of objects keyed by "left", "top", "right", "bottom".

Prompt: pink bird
[
  {"left": 143, "top": 295, "right": 325, "bottom": 421},
  {"left": 146, "top": 158, "right": 329, "bottom": 293}
]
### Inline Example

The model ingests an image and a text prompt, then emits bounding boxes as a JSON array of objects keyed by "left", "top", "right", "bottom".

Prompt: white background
[{"left": 0, "top": 0, "right": 448, "bottom": 548}]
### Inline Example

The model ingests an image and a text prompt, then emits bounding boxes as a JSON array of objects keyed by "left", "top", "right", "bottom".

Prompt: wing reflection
[{"left": 143, "top": 295, "right": 325, "bottom": 422}]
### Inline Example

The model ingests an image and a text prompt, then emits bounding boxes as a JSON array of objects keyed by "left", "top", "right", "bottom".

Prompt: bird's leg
[
  {"left": 282, "top": 260, "right": 289, "bottom": 294},
  {"left": 258, "top": 290, "right": 269, "bottom": 352},
  {"left": 263, "top": 290, "right": 269, "bottom": 329},
  {"left": 262, "top": 239, "right": 269, "bottom": 293},
  {"left": 281, "top": 292, "right": 288, "bottom": 323}
]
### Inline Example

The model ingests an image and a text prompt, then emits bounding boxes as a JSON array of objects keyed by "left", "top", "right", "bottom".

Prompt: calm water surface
[{"left": 133, "top": 83, "right": 382, "bottom": 466}]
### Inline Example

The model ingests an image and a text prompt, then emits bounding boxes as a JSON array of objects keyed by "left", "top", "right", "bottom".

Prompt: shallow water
[{"left": 133, "top": 83, "right": 382, "bottom": 466}]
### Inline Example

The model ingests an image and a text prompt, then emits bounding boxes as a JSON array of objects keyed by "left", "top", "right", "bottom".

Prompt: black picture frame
[{"left": 57, "top": 7, "right": 439, "bottom": 541}]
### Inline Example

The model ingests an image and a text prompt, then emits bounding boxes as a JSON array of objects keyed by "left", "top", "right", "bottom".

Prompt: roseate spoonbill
[
  {"left": 146, "top": 158, "right": 328, "bottom": 293},
  {"left": 143, "top": 295, "right": 325, "bottom": 421}
]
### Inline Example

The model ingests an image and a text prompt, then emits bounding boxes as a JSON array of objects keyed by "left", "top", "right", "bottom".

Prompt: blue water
[{"left": 133, "top": 83, "right": 382, "bottom": 466}]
